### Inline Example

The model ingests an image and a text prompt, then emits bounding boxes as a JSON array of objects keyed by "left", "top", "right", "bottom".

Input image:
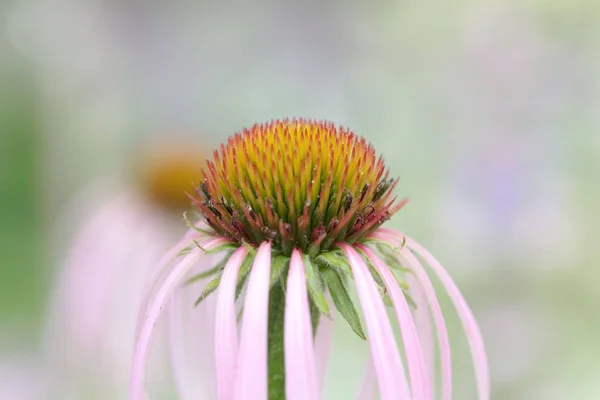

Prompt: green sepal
[
  {"left": 308, "top": 297, "right": 320, "bottom": 337},
  {"left": 321, "top": 268, "right": 366, "bottom": 340},
  {"left": 381, "top": 277, "right": 417, "bottom": 309},
  {"left": 393, "top": 272, "right": 417, "bottom": 309},
  {"left": 184, "top": 251, "right": 232, "bottom": 285},
  {"left": 404, "top": 289, "right": 417, "bottom": 309},
  {"left": 383, "top": 292, "right": 393, "bottom": 307},
  {"left": 237, "top": 306, "right": 244, "bottom": 323},
  {"left": 193, "top": 240, "right": 238, "bottom": 255},
  {"left": 303, "top": 255, "right": 331, "bottom": 318},
  {"left": 269, "top": 255, "right": 290, "bottom": 290},
  {"left": 375, "top": 243, "right": 410, "bottom": 272},
  {"left": 363, "top": 251, "right": 412, "bottom": 309},
  {"left": 241, "top": 240, "right": 257, "bottom": 256},
  {"left": 314, "top": 250, "right": 352, "bottom": 277},
  {"left": 361, "top": 234, "right": 406, "bottom": 251},
  {"left": 366, "top": 260, "right": 386, "bottom": 290},
  {"left": 183, "top": 211, "right": 216, "bottom": 236},
  {"left": 235, "top": 252, "right": 256, "bottom": 300},
  {"left": 235, "top": 255, "right": 287, "bottom": 322},
  {"left": 361, "top": 246, "right": 418, "bottom": 310},
  {"left": 194, "top": 272, "right": 222, "bottom": 306}
]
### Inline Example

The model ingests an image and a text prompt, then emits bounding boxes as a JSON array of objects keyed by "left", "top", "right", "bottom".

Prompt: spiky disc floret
[{"left": 192, "top": 119, "right": 406, "bottom": 255}]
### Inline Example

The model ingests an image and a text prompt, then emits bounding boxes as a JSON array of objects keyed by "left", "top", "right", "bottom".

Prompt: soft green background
[{"left": 1, "top": 1, "right": 600, "bottom": 399}]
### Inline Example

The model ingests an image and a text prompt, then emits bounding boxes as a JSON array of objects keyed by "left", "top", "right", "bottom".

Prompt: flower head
[
  {"left": 193, "top": 119, "right": 404, "bottom": 255},
  {"left": 131, "top": 119, "right": 489, "bottom": 400}
]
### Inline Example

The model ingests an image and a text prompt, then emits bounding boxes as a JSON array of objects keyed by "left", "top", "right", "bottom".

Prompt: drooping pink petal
[
  {"left": 130, "top": 237, "right": 226, "bottom": 400},
  {"left": 57, "top": 194, "right": 142, "bottom": 356},
  {"left": 406, "top": 273, "right": 435, "bottom": 398},
  {"left": 376, "top": 228, "right": 489, "bottom": 400},
  {"left": 285, "top": 250, "right": 319, "bottom": 400},
  {"left": 358, "top": 245, "right": 431, "bottom": 400},
  {"left": 170, "top": 262, "right": 221, "bottom": 400},
  {"left": 405, "top": 236, "right": 490, "bottom": 400},
  {"left": 136, "top": 228, "right": 208, "bottom": 340},
  {"left": 399, "top": 249, "right": 452, "bottom": 400},
  {"left": 314, "top": 301, "right": 334, "bottom": 394},
  {"left": 214, "top": 247, "right": 249, "bottom": 400},
  {"left": 234, "top": 242, "right": 272, "bottom": 400},
  {"left": 130, "top": 249, "right": 200, "bottom": 400},
  {"left": 169, "top": 284, "right": 193, "bottom": 400},
  {"left": 368, "top": 230, "right": 452, "bottom": 400},
  {"left": 47, "top": 189, "right": 191, "bottom": 396},
  {"left": 339, "top": 244, "right": 411, "bottom": 400},
  {"left": 357, "top": 356, "right": 376, "bottom": 400}
]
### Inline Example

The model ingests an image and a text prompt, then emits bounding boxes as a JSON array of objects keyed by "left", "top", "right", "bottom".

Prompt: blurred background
[{"left": 1, "top": 1, "right": 599, "bottom": 399}]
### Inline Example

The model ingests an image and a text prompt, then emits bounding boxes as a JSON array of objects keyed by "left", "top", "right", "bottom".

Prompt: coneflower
[{"left": 131, "top": 119, "right": 489, "bottom": 400}]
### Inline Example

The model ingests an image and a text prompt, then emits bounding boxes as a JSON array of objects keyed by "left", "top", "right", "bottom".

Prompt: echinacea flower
[
  {"left": 132, "top": 119, "right": 489, "bottom": 400},
  {"left": 45, "top": 143, "right": 211, "bottom": 398}
]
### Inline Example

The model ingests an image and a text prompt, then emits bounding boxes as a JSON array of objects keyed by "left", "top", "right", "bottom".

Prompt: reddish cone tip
[{"left": 192, "top": 119, "right": 406, "bottom": 255}]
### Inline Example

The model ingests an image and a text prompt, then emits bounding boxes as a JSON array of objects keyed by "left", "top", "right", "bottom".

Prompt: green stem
[
  {"left": 268, "top": 285, "right": 286, "bottom": 400},
  {"left": 267, "top": 284, "right": 321, "bottom": 400}
]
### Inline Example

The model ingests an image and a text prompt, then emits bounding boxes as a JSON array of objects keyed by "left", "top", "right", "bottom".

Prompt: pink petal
[
  {"left": 406, "top": 273, "right": 435, "bottom": 398},
  {"left": 358, "top": 245, "right": 431, "bottom": 400},
  {"left": 405, "top": 236, "right": 490, "bottom": 400},
  {"left": 314, "top": 301, "right": 334, "bottom": 394},
  {"left": 357, "top": 357, "right": 376, "bottom": 400},
  {"left": 399, "top": 249, "right": 453, "bottom": 400},
  {"left": 130, "top": 249, "right": 200, "bottom": 400},
  {"left": 339, "top": 244, "right": 411, "bottom": 400},
  {"left": 169, "top": 285, "right": 195, "bottom": 400},
  {"left": 285, "top": 250, "right": 319, "bottom": 400},
  {"left": 58, "top": 195, "right": 142, "bottom": 354},
  {"left": 368, "top": 230, "right": 453, "bottom": 400},
  {"left": 136, "top": 229, "right": 207, "bottom": 340},
  {"left": 215, "top": 247, "right": 249, "bottom": 400},
  {"left": 234, "top": 242, "right": 272, "bottom": 400},
  {"left": 130, "top": 237, "right": 226, "bottom": 400},
  {"left": 170, "top": 259, "right": 222, "bottom": 400}
]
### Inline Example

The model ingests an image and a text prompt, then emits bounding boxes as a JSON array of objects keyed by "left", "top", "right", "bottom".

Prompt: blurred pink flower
[{"left": 44, "top": 144, "right": 210, "bottom": 398}]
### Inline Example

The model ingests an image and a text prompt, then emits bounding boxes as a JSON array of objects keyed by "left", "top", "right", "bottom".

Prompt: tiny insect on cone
[{"left": 130, "top": 119, "right": 489, "bottom": 400}]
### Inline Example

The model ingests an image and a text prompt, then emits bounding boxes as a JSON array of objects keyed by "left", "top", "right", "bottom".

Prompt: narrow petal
[
  {"left": 358, "top": 245, "right": 430, "bottom": 400},
  {"left": 406, "top": 274, "right": 435, "bottom": 398},
  {"left": 170, "top": 270, "right": 220, "bottom": 400},
  {"left": 406, "top": 236, "right": 490, "bottom": 400},
  {"left": 56, "top": 195, "right": 142, "bottom": 353},
  {"left": 136, "top": 229, "right": 209, "bottom": 340},
  {"left": 169, "top": 286, "right": 194, "bottom": 400},
  {"left": 339, "top": 244, "right": 411, "bottom": 400},
  {"left": 215, "top": 247, "right": 249, "bottom": 400},
  {"left": 285, "top": 250, "right": 319, "bottom": 400},
  {"left": 368, "top": 230, "right": 453, "bottom": 400},
  {"left": 377, "top": 228, "right": 489, "bottom": 400},
  {"left": 234, "top": 242, "right": 272, "bottom": 400},
  {"left": 357, "top": 356, "right": 376, "bottom": 400},
  {"left": 130, "top": 248, "right": 201, "bottom": 400},
  {"left": 314, "top": 303, "right": 334, "bottom": 394},
  {"left": 400, "top": 249, "right": 452, "bottom": 400}
]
